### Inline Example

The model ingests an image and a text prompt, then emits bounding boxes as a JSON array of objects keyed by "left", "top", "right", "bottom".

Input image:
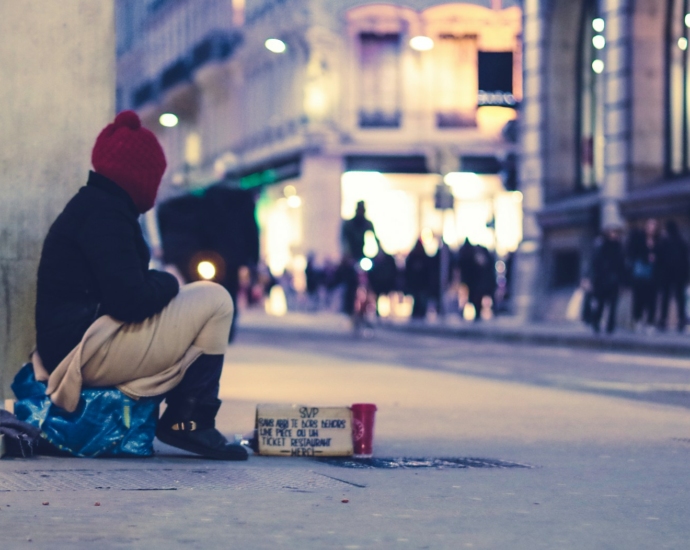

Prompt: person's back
[{"left": 37, "top": 176, "right": 175, "bottom": 374}]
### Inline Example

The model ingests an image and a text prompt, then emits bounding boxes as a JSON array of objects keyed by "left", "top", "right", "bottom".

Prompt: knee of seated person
[{"left": 194, "top": 280, "right": 234, "bottom": 317}]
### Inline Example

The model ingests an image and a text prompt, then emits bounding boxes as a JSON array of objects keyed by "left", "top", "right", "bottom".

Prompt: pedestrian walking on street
[
  {"left": 457, "top": 239, "right": 495, "bottom": 322},
  {"left": 405, "top": 239, "right": 431, "bottom": 319},
  {"left": 341, "top": 201, "right": 376, "bottom": 260},
  {"left": 470, "top": 244, "right": 497, "bottom": 322},
  {"left": 589, "top": 224, "right": 626, "bottom": 333},
  {"left": 627, "top": 219, "right": 660, "bottom": 331},
  {"left": 368, "top": 246, "right": 398, "bottom": 315},
  {"left": 35, "top": 111, "right": 247, "bottom": 460},
  {"left": 305, "top": 252, "right": 323, "bottom": 311},
  {"left": 657, "top": 220, "right": 689, "bottom": 332}
]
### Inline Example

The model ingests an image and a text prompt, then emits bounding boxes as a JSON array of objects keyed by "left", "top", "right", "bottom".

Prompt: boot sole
[{"left": 156, "top": 430, "right": 249, "bottom": 461}]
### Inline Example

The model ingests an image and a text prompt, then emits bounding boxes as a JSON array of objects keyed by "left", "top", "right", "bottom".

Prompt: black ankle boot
[{"left": 157, "top": 398, "right": 248, "bottom": 461}]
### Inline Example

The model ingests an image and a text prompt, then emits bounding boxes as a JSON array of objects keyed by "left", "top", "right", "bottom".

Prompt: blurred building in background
[
  {"left": 517, "top": 0, "right": 690, "bottom": 320},
  {"left": 116, "top": 0, "right": 523, "bottom": 280}
]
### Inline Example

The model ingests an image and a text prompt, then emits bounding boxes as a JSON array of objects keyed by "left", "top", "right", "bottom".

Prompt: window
[
  {"left": 358, "top": 33, "right": 402, "bottom": 128},
  {"left": 578, "top": 1, "right": 605, "bottom": 189},
  {"left": 478, "top": 51, "right": 515, "bottom": 106},
  {"left": 434, "top": 35, "right": 478, "bottom": 128},
  {"left": 668, "top": 0, "right": 690, "bottom": 174}
]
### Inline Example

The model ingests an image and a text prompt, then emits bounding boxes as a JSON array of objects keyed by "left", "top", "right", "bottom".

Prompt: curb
[{"left": 381, "top": 322, "right": 690, "bottom": 357}]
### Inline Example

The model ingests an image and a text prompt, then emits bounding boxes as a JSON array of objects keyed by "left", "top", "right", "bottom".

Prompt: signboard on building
[{"left": 256, "top": 404, "right": 354, "bottom": 457}]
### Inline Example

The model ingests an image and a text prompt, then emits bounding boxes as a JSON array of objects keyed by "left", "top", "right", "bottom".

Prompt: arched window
[
  {"left": 668, "top": 0, "right": 690, "bottom": 174},
  {"left": 578, "top": 0, "right": 605, "bottom": 189}
]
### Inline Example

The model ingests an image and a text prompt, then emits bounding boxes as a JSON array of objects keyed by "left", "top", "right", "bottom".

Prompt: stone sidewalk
[{"left": 2, "top": 314, "right": 690, "bottom": 548}]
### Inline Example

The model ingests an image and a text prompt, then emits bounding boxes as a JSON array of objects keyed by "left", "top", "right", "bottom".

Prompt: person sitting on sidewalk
[{"left": 35, "top": 111, "right": 247, "bottom": 460}]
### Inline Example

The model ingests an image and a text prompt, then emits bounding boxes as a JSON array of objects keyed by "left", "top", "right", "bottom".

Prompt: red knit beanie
[{"left": 91, "top": 111, "right": 167, "bottom": 213}]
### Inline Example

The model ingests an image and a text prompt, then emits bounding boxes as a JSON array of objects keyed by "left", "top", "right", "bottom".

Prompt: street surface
[{"left": 1, "top": 312, "right": 690, "bottom": 549}]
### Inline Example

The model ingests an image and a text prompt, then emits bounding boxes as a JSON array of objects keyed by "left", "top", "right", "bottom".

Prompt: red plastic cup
[{"left": 351, "top": 403, "right": 377, "bottom": 458}]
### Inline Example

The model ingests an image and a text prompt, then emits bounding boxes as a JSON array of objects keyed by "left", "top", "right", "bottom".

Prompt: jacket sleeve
[{"left": 79, "top": 210, "right": 179, "bottom": 323}]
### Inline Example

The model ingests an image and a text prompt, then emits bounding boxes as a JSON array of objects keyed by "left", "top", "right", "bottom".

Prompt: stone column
[
  {"left": 601, "top": 0, "right": 632, "bottom": 227},
  {"left": 0, "top": 1, "right": 115, "bottom": 400},
  {"left": 512, "top": 0, "right": 546, "bottom": 321}
]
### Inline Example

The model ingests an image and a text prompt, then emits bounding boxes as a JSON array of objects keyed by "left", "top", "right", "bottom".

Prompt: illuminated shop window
[
  {"left": 668, "top": 0, "right": 690, "bottom": 174},
  {"left": 434, "top": 35, "right": 478, "bottom": 128},
  {"left": 578, "top": 2, "right": 605, "bottom": 189},
  {"left": 358, "top": 33, "right": 402, "bottom": 128}
]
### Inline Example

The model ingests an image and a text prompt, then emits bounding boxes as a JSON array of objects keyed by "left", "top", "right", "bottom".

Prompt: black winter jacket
[{"left": 36, "top": 171, "right": 179, "bottom": 373}]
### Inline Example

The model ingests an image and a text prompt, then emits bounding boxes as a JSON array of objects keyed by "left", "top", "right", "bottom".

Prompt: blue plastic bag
[{"left": 12, "top": 363, "right": 161, "bottom": 457}]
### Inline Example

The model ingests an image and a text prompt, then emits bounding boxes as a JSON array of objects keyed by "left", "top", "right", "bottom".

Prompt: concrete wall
[{"left": 0, "top": 1, "right": 115, "bottom": 400}]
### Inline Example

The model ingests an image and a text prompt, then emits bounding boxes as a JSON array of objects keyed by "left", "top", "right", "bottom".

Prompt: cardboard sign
[{"left": 256, "top": 404, "right": 353, "bottom": 457}]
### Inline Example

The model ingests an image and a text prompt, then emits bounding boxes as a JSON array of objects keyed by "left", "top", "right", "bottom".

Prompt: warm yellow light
[
  {"left": 592, "top": 59, "right": 605, "bottom": 74},
  {"left": 444, "top": 172, "right": 486, "bottom": 200},
  {"left": 377, "top": 295, "right": 391, "bottom": 318},
  {"left": 409, "top": 36, "right": 434, "bottom": 51},
  {"left": 592, "top": 18, "right": 605, "bottom": 32},
  {"left": 476, "top": 106, "right": 517, "bottom": 136},
  {"left": 363, "top": 230, "right": 379, "bottom": 258},
  {"left": 265, "top": 38, "right": 286, "bottom": 53},
  {"left": 197, "top": 261, "right": 216, "bottom": 280},
  {"left": 680, "top": 37, "right": 689, "bottom": 51},
  {"left": 184, "top": 132, "right": 202, "bottom": 166},
  {"left": 304, "top": 84, "right": 329, "bottom": 118},
  {"left": 283, "top": 184, "right": 296, "bottom": 197},
  {"left": 159, "top": 113, "right": 178, "bottom": 127},
  {"left": 592, "top": 35, "right": 605, "bottom": 50},
  {"left": 266, "top": 285, "right": 288, "bottom": 316},
  {"left": 287, "top": 195, "right": 302, "bottom": 208}
]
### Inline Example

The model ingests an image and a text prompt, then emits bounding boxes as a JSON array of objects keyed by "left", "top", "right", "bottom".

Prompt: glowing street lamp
[
  {"left": 197, "top": 260, "right": 216, "bottom": 280},
  {"left": 409, "top": 35, "right": 434, "bottom": 51},
  {"left": 592, "top": 35, "right": 605, "bottom": 49},
  {"left": 265, "top": 38, "right": 286, "bottom": 53},
  {"left": 592, "top": 18, "right": 605, "bottom": 32},
  {"left": 592, "top": 59, "right": 605, "bottom": 74},
  {"left": 159, "top": 113, "right": 179, "bottom": 127}
]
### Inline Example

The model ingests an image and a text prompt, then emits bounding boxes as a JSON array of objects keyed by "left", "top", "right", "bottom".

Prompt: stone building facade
[
  {"left": 116, "top": 0, "right": 523, "bottom": 277},
  {"left": 518, "top": 0, "right": 690, "bottom": 321}
]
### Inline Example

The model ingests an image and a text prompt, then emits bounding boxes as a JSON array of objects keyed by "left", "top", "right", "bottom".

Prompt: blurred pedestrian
[
  {"left": 589, "top": 224, "right": 626, "bottom": 333},
  {"left": 341, "top": 201, "right": 375, "bottom": 260},
  {"left": 305, "top": 252, "right": 322, "bottom": 311},
  {"left": 405, "top": 239, "right": 431, "bottom": 319},
  {"left": 368, "top": 245, "right": 398, "bottom": 315},
  {"left": 470, "top": 244, "right": 497, "bottom": 322},
  {"left": 331, "top": 255, "right": 359, "bottom": 316},
  {"left": 657, "top": 220, "right": 689, "bottom": 332},
  {"left": 627, "top": 219, "right": 660, "bottom": 330}
]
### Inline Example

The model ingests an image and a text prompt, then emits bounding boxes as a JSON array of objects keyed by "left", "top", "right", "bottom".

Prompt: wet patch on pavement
[{"left": 315, "top": 457, "right": 534, "bottom": 470}]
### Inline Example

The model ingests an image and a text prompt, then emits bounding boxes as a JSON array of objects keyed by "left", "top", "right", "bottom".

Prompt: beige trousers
[{"left": 46, "top": 281, "right": 233, "bottom": 413}]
